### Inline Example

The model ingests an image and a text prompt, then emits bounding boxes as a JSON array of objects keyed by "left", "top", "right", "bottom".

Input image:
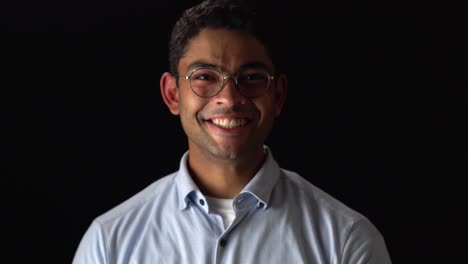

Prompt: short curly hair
[{"left": 168, "top": 0, "right": 285, "bottom": 79}]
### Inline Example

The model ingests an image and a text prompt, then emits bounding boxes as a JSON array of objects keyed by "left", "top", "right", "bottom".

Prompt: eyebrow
[
  {"left": 186, "top": 60, "right": 273, "bottom": 73},
  {"left": 239, "top": 62, "right": 273, "bottom": 72},
  {"left": 186, "top": 61, "right": 218, "bottom": 71}
]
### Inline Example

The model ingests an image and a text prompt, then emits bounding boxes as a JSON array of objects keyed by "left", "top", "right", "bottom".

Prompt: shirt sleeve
[
  {"left": 72, "top": 221, "right": 108, "bottom": 264},
  {"left": 341, "top": 218, "right": 392, "bottom": 264}
]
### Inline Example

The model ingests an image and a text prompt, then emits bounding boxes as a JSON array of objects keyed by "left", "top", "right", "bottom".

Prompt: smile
[{"left": 211, "top": 118, "right": 248, "bottom": 129}]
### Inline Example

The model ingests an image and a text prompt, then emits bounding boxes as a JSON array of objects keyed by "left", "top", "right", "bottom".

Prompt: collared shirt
[{"left": 73, "top": 147, "right": 392, "bottom": 264}]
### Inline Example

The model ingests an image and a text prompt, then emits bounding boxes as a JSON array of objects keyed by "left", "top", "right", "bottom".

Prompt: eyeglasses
[{"left": 184, "top": 67, "right": 275, "bottom": 98}]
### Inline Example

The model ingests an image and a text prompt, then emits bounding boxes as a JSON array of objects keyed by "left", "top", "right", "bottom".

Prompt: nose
[{"left": 215, "top": 76, "right": 246, "bottom": 105}]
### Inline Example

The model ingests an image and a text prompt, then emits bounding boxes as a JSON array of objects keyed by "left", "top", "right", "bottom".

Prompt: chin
[
  {"left": 210, "top": 147, "right": 239, "bottom": 160},
  {"left": 211, "top": 143, "right": 258, "bottom": 161}
]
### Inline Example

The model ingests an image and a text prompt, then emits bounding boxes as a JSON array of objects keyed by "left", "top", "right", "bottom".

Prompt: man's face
[{"left": 173, "top": 28, "right": 286, "bottom": 161}]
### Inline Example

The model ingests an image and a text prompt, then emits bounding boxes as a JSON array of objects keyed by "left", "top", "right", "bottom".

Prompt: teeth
[{"left": 212, "top": 118, "right": 247, "bottom": 128}]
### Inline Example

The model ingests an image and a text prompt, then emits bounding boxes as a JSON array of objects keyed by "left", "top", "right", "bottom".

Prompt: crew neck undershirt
[{"left": 205, "top": 196, "right": 235, "bottom": 229}]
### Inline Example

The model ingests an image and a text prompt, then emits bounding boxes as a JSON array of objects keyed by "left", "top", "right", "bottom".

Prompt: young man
[{"left": 73, "top": 0, "right": 392, "bottom": 263}]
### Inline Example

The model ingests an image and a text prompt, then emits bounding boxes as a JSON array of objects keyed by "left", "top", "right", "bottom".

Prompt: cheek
[
  {"left": 257, "top": 96, "right": 277, "bottom": 117},
  {"left": 178, "top": 93, "right": 205, "bottom": 122},
  {"left": 178, "top": 104, "right": 199, "bottom": 137}
]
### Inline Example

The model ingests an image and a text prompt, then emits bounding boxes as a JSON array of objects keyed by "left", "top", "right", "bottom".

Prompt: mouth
[{"left": 210, "top": 118, "right": 250, "bottom": 129}]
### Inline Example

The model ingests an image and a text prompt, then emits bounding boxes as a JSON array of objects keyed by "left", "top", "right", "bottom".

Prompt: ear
[
  {"left": 273, "top": 73, "right": 288, "bottom": 117},
  {"left": 160, "top": 72, "right": 180, "bottom": 115}
]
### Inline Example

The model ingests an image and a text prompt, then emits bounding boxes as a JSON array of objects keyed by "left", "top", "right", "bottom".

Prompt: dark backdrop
[{"left": 3, "top": 0, "right": 466, "bottom": 263}]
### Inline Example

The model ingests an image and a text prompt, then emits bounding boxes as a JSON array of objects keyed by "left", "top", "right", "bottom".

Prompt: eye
[
  {"left": 191, "top": 69, "right": 221, "bottom": 82},
  {"left": 193, "top": 73, "right": 213, "bottom": 81},
  {"left": 239, "top": 72, "right": 269, "bottom": 83},
  {"left": 245, "top": 73, "right": 268, "bottom": 81}
]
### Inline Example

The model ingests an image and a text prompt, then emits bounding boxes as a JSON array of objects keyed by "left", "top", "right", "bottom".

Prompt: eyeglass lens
[{"left": 189, "top": 68, "right": 271, "bottom": 98}]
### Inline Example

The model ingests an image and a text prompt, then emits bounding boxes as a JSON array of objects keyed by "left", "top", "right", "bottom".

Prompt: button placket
[
  {"left": 214, "top": 236, "right": 228, "bottom": 264},
  {"left": 219, "top": 238, "right": 227, "bottom": 247}
]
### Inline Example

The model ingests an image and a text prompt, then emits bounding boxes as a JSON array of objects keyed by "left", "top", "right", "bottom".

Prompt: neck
[{"left": 187, "top": 148, "right": 265, "bottom": 199}]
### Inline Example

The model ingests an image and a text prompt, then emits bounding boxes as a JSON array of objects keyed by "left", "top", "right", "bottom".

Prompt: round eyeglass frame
[{"left": 183, "top": 67, "right": 275, "bottom": 98}]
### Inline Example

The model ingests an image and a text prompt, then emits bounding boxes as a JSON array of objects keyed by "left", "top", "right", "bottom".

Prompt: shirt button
[
  {"left": 199, "top": 199, "right": 205, "bottom": 206},
  {"left": 219, "top": 238, "right": 227, "bottom": 247}
]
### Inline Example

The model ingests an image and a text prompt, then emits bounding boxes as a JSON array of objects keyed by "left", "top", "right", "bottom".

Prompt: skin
[{"left": 160, "top": 28, "right": 288, "bottom": 198}]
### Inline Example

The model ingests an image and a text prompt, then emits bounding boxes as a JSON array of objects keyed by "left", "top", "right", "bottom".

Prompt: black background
[{"left": 3, "top": 0, "right": 466, "bottom": 263}]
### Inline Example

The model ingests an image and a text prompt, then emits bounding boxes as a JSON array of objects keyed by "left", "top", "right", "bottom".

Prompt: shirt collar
[
  {"left": 239, "top": 146, "right": 280, "bottom": 210},
  {"left": 174, "top": 146, "right": 281, "bottom": 211},
  {"left": 175, "top": 151, "right": 200, "bottom": 210}
]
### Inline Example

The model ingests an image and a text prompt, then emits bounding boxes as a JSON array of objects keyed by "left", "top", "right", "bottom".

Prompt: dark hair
[{"left": 168, "top": 0, "right": 285, "bottom": 78}]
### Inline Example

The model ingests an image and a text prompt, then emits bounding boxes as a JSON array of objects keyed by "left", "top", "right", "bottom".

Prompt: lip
[
  {"left": 204, "top": 115, "right": 253, "bottom": 135},
  {"left": 208, "top": 113, "right": 253, "bottom": 120}
]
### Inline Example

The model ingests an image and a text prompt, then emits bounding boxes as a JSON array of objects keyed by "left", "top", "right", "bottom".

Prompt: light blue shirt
[{"left": 73, "top": 147, "right": 392, "bottom": 264}]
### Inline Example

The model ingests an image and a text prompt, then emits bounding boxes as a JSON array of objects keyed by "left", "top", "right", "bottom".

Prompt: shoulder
[
  {"left": 72, "top": 173, "right": 180, "bottom": 264},
  {"left": 94, "top": 172, "right": 177, "bottom": 225},
  {"left": 278, "top": 168, "right": 369, "bottom": 223},
  {"left": 277, "top": 169, "right": 391, "bottom": 262}
]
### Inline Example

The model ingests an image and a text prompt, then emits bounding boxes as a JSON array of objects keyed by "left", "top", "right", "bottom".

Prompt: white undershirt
[{"left": 205, "top": 196, "right": 235, "bottom": 229}]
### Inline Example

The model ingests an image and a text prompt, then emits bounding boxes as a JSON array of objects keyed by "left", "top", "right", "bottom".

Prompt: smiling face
[{"left": 161, "top": 27, "right": 287, "bottom": 163}]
